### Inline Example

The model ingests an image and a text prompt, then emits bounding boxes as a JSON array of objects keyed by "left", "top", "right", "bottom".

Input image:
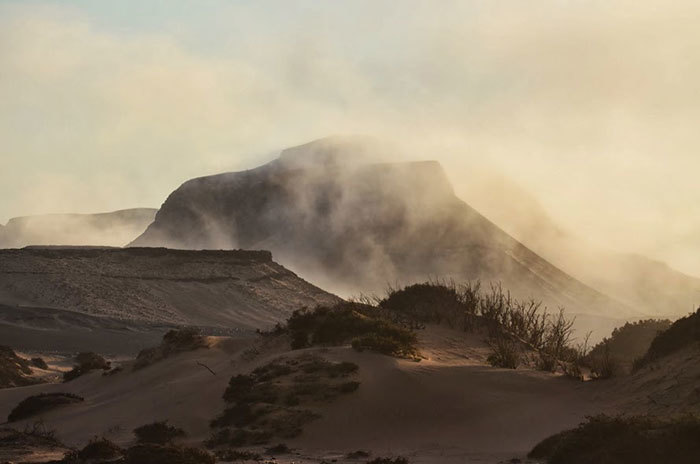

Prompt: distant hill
[
  {"left": 0, "top": 208, "right": 157, "bottom": 248},
  {"left": 0, "top": 247, "right": 339, "bottom": 353},
  {"left": 130, "top": 136, "right": 637, "bottom": 337}
]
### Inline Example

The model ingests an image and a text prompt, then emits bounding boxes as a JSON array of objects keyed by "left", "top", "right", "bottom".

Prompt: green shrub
[
  {"left": 529, "top": 414, "right": 700, "bottom": 464},
  {"left": 8, "top": 393, "right": 84, "bottom": 422},
  {"left": 133, "top": 421, "right": 186, "bottom": 445}
]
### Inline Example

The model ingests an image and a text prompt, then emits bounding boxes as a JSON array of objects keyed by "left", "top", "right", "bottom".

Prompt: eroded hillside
[{"left": 0, "top": 247, "right": 339, "bottom": 353}]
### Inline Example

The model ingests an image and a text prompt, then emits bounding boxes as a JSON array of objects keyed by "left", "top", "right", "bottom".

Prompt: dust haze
[{"left": 1, "top": 0, "right": 699, "bottom": 281}]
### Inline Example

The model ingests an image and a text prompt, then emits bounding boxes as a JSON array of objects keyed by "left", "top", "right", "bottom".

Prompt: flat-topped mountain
[
  {"left": 0, "top": 247, "right": 339, "bottom": 352},
  {"left": 0, "top": 208, "right": 157, "bottom": 248},
  {"left": 131, "top": 137, "right": 636, "bottom": 332}
]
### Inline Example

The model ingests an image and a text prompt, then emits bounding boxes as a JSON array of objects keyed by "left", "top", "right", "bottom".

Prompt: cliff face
[
  {"left": 130, "top": 137, "right": 634, "bottom": 330},
  {"left": 0, "top": 208, "right": 157, "bottom": 248}
]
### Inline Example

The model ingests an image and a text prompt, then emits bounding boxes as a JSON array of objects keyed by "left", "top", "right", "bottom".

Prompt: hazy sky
[{"left": 1, "top": 0, "right": 699, "bottom": 276}]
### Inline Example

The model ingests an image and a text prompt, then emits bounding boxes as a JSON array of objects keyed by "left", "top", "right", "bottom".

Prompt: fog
[{"left": 1, "top": 0, "right": 699, "bottom": 278}]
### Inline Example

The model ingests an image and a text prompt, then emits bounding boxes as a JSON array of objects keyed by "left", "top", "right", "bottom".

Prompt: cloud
[{"left": 0, "top": 0, "right": 699, "bottom": 275}]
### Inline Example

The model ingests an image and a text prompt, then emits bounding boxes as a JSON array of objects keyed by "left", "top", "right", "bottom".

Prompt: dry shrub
[
  {"left": 134, "top": 328, "right": 207, "bottom": 370},
  {"left": 64, "top": 352, "right": 111, "bottom": 382},
  {"left": 529, "top": 414, "right": 700, "bottom": 464},
  {"left": 486, "top": 335, "right": 521, "bottom": 369},
  {"left": 124, "top": 444, "right": 214, "bottom": 464},
  {"left": 0, "top": 345, "right": 38, "bottom": 388},
  {"left": 133, "top": 421, "right": 186, "bottom": 445},
  {"left": 7, "top": 393, "right": 84, "bottom": 422}
]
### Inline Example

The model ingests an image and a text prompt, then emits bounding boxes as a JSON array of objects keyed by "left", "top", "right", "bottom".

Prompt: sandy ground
[{"left": 0, "top": 326, "right": 619, "bottom": 463}]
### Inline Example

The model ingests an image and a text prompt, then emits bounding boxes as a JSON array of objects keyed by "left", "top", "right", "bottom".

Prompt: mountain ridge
[{"left": 130, "top": 137, "right": 638, "bottom": 337}]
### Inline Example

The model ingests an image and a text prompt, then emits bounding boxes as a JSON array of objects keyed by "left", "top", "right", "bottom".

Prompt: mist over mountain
[
  {"left": 131, "top": 137, "right": 637, "bottom": 337},
  {"left": 0, "top": 208, "right": 157, "bottom": 248},
  {"left": 461, "top": 176, "right": 700, "bottom": 317}
]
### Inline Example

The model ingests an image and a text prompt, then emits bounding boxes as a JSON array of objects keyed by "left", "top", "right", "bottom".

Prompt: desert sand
[{"left": 0, "top": 326, "right": 614, "bottom": 463}]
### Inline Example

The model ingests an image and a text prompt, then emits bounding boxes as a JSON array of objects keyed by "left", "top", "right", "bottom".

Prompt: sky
[{"left": 1, "top": 0, "right": 699, "bottom": 276}]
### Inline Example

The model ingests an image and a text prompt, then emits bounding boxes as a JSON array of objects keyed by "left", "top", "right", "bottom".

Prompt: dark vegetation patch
[
  {"left": 265, "top": 443, "right": 291, "bottom": 454},
  {"left": 8, "top": 393, "right": 84, "bottom": 422},
  {"left": 286, "top": 302, "right": 418, "bottom": 358},
  {"left": 529, "top": 414, "right": 700, "bottom": 464},
  {"left": 31, "top": 357, "right": 49, "bottom": 370},
  {"left": 214, "top": 448, "right": 262, "bottom": 461},
  {"left": 585, "top": 319, "right": 671, "bottom": 376},
  {"left": 346, "top": 450, "right": 371, "bottom": 459},
  {"left": 274, "top": 281, "right": 589, "bottom": 375},
  {"left": 103, "top": 366, "right": 123, "bottom": 376},
  {"left": 64, "top": 352, "right": 111, "bottom": 382},
  {"left": 634, "top": 308, "right": 700, "bottom": 370},
  {"left": 208, "top": 355, "right": 359, "bottom": 448},
  {"left": 0, "top": 345, "right": 38, "bottom": 388},
  {"left": 366, "top": 457, "right": 409, "bottom": 464},
  {"left": 63, "top": 436, "right": 123, "bottom": 462},
  {"left": 380, "top": 282, "right": 584, "bottom": 375},
  {"left": 123, "top": 443, "right": 215, "bottom": 464},
  {"left": 0, "top": 423, "right": 62, "bottom": 450},
  {"left": 59, "top": 422, "right": 209, "bottom": 464},
  {"left": 133, "top": 421, "right": 186, "bottom": 445},
  {"left": 134, "top": 327, "right": 208, "bottom": 370}
]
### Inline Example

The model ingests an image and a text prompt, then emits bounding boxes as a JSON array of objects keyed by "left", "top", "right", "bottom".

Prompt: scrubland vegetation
[
  {"left": 285, "top": 302, "right": 418, "bottom": 358},
  {"left": 134, "top": 327, "right": 208, "bottom": 370},
  {"left": 60, "top": 421, "right": 211, "bottom": 464},
  {"left": 7, "top": 393, "right": 84, "bottom": 422},
  {"left": 633, "top": 308, "right": 700, "bottom": 370},
  {"left": 0, "top": 345, "right": 38, "bottom": 388},
  {"left": 63, "top": 352, "right": 111, "bottom": 382},
  {"left": 275, "top": 280, "right": 592, "bottom": 375},
  {"left": 380, "top": 281, "right": 587, "bottom": 374},
  {"left": 584, "top": 319, "right": 671, "bottom": 376},
  {"left": 208, "top": 354, "right": 359, "bottom": 448},
  {"left": 529, "top": 414, "right": 700, "bottom": 464}
]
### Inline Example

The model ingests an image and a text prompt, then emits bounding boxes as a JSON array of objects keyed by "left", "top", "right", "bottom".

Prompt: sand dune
[{"left": 0, "top": 327, "right": 614, "bottom": 463}]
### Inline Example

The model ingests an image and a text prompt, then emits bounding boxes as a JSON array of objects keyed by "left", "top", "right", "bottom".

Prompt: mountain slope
[
  {"left": 131, "top": 137, "right": 636, "bottom": 335},
  {"left": 458, "top": 175, "right": 700, "bottom": 317},
  {"left": 0, "top": 247, "right": 339, "bottom": 353},
  {"left": 0, "top": 208, "right": 157, "bottom": 248}
]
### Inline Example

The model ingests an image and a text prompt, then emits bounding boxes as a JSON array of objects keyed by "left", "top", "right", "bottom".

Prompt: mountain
[
  {"left": 0, "top": 247, "right": 339, "bottom": 353},
  {"left": 131, "top": 136, "right": 637, "bottom": 336},
  {"left": 457, "top": 175, "right": 700, "bottom": 317},
  {"left": 0, "top": 208, "right": 157, "bottom": 248}
]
